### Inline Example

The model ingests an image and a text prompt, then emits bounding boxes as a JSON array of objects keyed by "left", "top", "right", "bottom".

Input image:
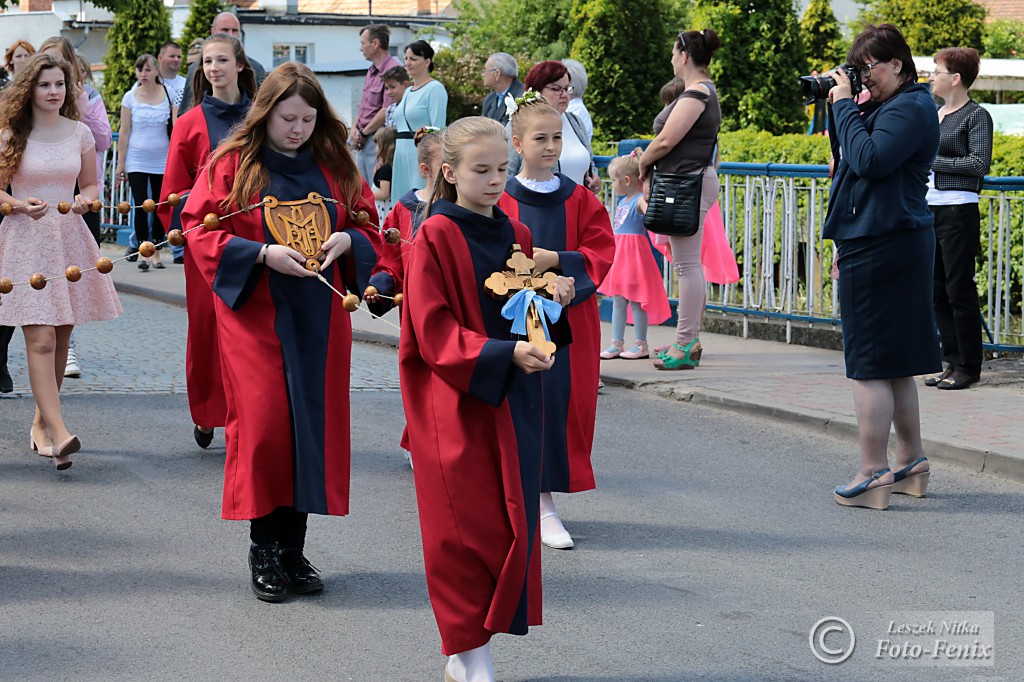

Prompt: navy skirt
[{"left": 836, "top": 228, "right": 942, "bottom": 379}]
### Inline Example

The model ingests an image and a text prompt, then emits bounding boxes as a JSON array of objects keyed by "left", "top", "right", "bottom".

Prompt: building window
[{"left": 272, "top": 44, "right": 311, "bottom": 68}]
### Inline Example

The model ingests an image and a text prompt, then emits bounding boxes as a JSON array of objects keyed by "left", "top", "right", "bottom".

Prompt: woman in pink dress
[{"left": 0, "top": 53, "right": 122, "bottom": 470}]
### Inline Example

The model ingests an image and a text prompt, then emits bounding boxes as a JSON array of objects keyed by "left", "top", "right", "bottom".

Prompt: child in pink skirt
[{"left": 599, "top": 154, "right": 671, "bottom": 359}]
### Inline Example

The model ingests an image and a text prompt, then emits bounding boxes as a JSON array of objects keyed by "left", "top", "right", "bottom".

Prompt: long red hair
[{"left": 208, "top": 62, "right": 359, "bottom": 212}]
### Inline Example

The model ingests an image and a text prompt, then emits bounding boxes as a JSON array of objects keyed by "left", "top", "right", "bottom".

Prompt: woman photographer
[
  {"left": 925, "top": 47, "right": 993, "bottom": 391},
  {"left": 825, "top": 24, "right": 940, "bottom": 510}
]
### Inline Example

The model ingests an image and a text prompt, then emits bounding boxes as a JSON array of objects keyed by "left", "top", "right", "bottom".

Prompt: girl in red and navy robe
[
  {"left": 401, "top": 116, "right": 574, "bottom": 682},
  {"left": 367, "top": 127, "right": 442, "bottom": 310},
  {"left": 159, "top": 34, "right": 257, "bottom": 449},
  {"left": 497, "top": 96, "right": 614, "bottom": 550},
  {"left": 183, "top": 63, "right": 381, "bottom": 603}
]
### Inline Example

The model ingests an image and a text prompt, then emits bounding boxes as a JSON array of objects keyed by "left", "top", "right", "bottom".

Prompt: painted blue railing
[
  {"left": 593, "top": 147, "right": 1024, "bottom": 352},
  {"left": 102, "top": 134, "right": 1024, "bottom": 351}
]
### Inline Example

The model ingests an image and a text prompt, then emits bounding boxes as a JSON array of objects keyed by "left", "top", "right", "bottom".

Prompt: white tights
[{"left": 447, "top": 641, "right": 494, "bottom": 682}]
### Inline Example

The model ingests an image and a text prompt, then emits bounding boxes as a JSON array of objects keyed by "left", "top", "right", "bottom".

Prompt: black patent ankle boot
[
  {"left": 278, "top": 548, "right": 324, "bottom": 595},
  {"left": 249, "top": 542, "right": 287, "bottom": 602}
]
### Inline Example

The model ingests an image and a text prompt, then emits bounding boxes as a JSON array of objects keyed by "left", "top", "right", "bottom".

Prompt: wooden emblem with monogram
[{"left": 263, "top": 192, "right": 333, "bottom": 271}]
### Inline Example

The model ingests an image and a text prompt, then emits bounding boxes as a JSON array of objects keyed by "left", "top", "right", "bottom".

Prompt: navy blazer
[
  {"left": 823, "top": 82, "right": 939, "bottom": 241},
  {"left": 482, "top": 78, "right": 525, "bottom": 125}
]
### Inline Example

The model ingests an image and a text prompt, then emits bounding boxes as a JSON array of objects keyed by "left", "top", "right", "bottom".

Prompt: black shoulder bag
[
  {"left": 162, "top": 85, "right": 174, "bottom": 139},
  {"left": 643, "top": 136, "right": 718, "bottom": 237}
]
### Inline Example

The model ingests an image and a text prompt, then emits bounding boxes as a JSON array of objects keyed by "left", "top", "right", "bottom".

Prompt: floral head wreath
[
  {"left": 504, "top": 88, "right": 545, "bottom": 118},
  {"left": 414, "top": 125, "right": 443, "bottom": 145}
]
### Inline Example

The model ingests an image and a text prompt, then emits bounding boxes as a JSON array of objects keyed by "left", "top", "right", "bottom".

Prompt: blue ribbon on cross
[{"left": 501, "top": 289, "right": 562, "bottom": 341}]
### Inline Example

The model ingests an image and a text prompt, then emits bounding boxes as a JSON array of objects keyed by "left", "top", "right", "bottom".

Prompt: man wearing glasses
[{"left": 481, "top": 52, "right": 525, "bottom": 125}]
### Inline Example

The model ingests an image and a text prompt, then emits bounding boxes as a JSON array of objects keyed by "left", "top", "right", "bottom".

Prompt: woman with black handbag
[{"left": 638, "top": 28, "right": 721, "bottom": 370}]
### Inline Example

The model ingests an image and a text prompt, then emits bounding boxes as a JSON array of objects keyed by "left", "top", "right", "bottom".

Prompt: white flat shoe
[{"left": 540, "top": 511, "right": 574, "bottom": 549}]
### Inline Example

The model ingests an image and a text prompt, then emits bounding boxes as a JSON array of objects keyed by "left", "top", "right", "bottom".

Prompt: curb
[
  {"left": 116, "top": 281, "right": 1024, "bottom": 485},
  {"left": 112, "top": 280, "right": 187, "bottom": 309},
  {"left": 602, "top": 375, "right": 1024, "bottom": 485}
]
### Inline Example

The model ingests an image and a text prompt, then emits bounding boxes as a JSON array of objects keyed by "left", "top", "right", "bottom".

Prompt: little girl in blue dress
[{"left": 599, "top": 153, "right": 671, "bottom": 359}]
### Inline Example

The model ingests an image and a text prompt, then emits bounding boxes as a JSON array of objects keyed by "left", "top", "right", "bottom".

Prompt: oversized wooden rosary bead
[
  {"left": 90, "top": 199, "right": 103, "bottom": 213},
  {"left": 96, "top": 257, "right": 114, "bottom": 274},
  {"left": 138, "top": 241, "right": 156, "bottom": 258},
  {"left": 117, "top": 201, "right": 131, "bottom": 215},
  {"left": 383, "top": 228, "right": 401, "bottom": 245},
  {"left": 57, "top": 201, "right": 72, "bottom": 215},
  {"left": 167, "top": 229, "right": 185, "bottom": 247},
  {"left": 167, "top": 193, "right": 182, "bottom": 207},
  {"left": 351, "top": 210, "right": 370, "bottom": 227},
  {"left": 142, "top": 199, "right": 157, "bottom": 213},
  {"left": 364, "top": 285, "right": 378, "bottom": 298},
  {"left": 393, "top": 292, "right": 404, "bottom": 306},
  {"left": 342, "top": 293, "right": 360, "bottom": 312},
  {"left": 30, "top": 273, "right": 47, "bottom": 290},
  {"left": 0, "top": 202, "right": 12, "bottom": 216},
  {"left": 203, "top": 213, "right": 221, "bottom": 229},
  {"left": 0, "top": 277, "right": 13, "bottom": 294},
  {"left": 65, "top": 266, "right": 82, "bottom": 283}
]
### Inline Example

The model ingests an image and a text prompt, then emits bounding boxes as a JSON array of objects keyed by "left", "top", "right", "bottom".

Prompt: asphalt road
[{"left": 1, "top": 298, "right": 1021, "bottom": 681}]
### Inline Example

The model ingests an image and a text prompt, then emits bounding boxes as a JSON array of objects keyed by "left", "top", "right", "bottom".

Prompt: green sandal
[{"left": 654, "top": 339, "right": 702, "bottom": 371}]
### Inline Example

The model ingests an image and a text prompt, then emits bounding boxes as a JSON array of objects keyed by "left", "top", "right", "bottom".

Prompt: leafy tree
[
  {"left": 451, "top": 0, "right": 576, "bottom": 61},
  {"left": 858, "top": 0, "right": 987, "bottom": 55},
  {"left": 801, "top": 0, "right": 844, "bottom": 73},
  {"left": 178, "top": 0, "right": 226, "bottom": 73},
  {"left": 102, "top": 0, "right": 172, "bottom": 113},
  {"left": 569, "top": 0, "right": 678, "bottom": 140},
  {"left": 692, "top": 0, "right": 807, "bottom": 134},
  {"left": 984, "top": 19, "right": 1024, "bottom": 58}
]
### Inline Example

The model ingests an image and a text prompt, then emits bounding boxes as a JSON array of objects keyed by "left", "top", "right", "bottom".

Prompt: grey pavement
[
  {"left": 2, "top": 355, "right": 1022, "bottom": 680},
  {"left": 2, "top": 278, "right": 1022, "bottom": 680},
  {"left": 85, "top": 241, "right": 1024, "bottom": 486}
]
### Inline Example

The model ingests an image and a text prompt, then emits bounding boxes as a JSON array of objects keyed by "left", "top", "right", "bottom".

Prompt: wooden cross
[{"left": 484, "top": 245, "right": 559, "bottom": 356}]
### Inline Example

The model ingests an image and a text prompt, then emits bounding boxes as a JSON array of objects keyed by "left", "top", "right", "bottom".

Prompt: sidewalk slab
[{"left": 101, "top": 242, "right": 1024, "bottom": 485}]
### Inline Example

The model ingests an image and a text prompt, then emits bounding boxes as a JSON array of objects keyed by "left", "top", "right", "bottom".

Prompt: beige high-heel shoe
[
  {"left": 52, "top": 435, "right": 80, "bottom": 471},
  {"left": 29, "top": 432, "right": 53, "bottom": 458}
]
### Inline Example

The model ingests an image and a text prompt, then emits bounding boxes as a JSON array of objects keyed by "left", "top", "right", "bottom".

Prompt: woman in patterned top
[{"left": 924, "top": 47, "right": 993, "bottom": 391}]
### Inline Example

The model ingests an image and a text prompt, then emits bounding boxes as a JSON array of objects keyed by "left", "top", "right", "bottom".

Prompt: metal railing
[
  {"left": 99, "top": 135, "right": 1024, "bottom": 351},
  {"left": 593, "top": 155, "right": 1024, "bottom": 353},
  {"left": 99, "top": 132, "right": 132, "bottom": 241}
]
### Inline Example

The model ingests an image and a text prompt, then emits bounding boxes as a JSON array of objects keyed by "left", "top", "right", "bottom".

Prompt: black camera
[{"left": 799, "top": 65, "right": 863, "bottom": 105}]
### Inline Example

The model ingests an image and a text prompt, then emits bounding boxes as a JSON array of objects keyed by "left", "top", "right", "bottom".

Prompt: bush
[
  {"left": 102, "top": 0, "right": 172, "bottom": 121},
  {"left": 692, "top": 0, "right": 808, "bottom": 134},
  {"left": 984, "top": 19, "right": 1024, "bottom": 59},
  {"left": 718, "top": 129, "right": 831, "bottom": 164},
  {"left": 569, "top": 0, "right": 681, "bottom": 140}
]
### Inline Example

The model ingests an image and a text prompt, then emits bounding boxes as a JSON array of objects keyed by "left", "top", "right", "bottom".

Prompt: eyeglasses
[
  {"left": 677, "top": 33, "right": 686, "bottom": 49},
  {"left": 543, "top": 84, "right": 574, "bottom": 95},
  {"left": 858, "top": 60, "right": 888, "bottom": 78},
  {"left": 932, "top": 70, "right": 951, "bottom": 76},
  {"left": 481, "top": 68, "right": 499, "bottom": 76}
]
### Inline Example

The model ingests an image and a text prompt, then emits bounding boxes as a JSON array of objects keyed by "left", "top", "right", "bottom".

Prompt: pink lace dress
[{"left": 0, "top": 122, "right": 122, "bottom": 326}]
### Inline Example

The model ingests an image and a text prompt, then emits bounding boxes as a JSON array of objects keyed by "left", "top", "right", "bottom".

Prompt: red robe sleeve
[
  {"left": 180, "top": 155, "right": 266, "bottom": 311},
  {"left": 560, "top": 186, "right": 614, "bottom": 305},
  {"left": 337, "top": 178, "right": 382, "bottom": 299},
  {"left": 159, "top": 108, "right": 209, "bottom": 230},
  {"left": 365, "top": 202, "right": 409, "bottom": 314}
]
